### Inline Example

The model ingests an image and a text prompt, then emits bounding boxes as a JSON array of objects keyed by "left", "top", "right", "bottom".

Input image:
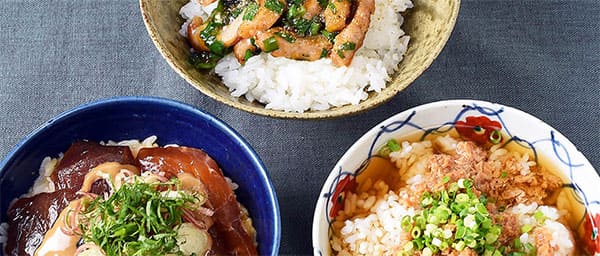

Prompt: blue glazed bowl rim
[{"left": 0, "top": 96, "right": 281, "bottom": 256}]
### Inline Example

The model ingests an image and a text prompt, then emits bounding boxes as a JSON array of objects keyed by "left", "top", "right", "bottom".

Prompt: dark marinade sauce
[{"left": 5, "top": 141, "right": 135, "bottom": 256}]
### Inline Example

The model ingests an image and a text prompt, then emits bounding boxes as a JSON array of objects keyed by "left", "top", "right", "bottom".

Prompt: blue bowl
[{"left": 0, "top": 96, "right": 280, "bottom": 255}]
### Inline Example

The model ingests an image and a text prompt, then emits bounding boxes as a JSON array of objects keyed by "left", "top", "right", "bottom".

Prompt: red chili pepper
[
  {"left": 583, "top": 212, "right": 600, "bottom": 254},
  {"left": 329, "top": 175, "right": 357, "bottom": 218},
  {"left": 455, "top": 116, "right": 502, "bottom": 145}
]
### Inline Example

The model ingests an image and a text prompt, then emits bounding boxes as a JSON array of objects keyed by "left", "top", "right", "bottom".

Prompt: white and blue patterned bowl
[{"left": 312, "top": 99, "right": 599, "bottom": 255}]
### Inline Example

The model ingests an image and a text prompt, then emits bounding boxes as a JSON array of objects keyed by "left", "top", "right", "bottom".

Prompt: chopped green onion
[
  {"left": 274, "top": 31, "right": 296, "bottom": 43},
  {"left": 265, "top": 0, "right": 284, "bottom": 13},
  {"left": 524, "top": 242, "right": 536, "bottom": 254},
  {"left": 387, "top": 139, "right": 401, "bottom": 152},
  {"left": 287, "top": 4, "right": 306, "bottom": 18},
  {"left": 534, "top": 210, "right": 547, "bottom": 224},
  {"left": 442, "top": 175, "right": 450, "bottom": 183},
  {"left": 327, "top": 2, "right": 337, "bottom": 13},
  {"left": 262, "top": 36, "right": 279, "bottom": 52},
  {"left": 309, "top": 22, "right": 321, "bottom": 36},
  {"left": 244, "top": 49, "right": 254, "bottom": 62},
  {"left": 521, "top": 224, "right": 533, "bottom": 233},
  {"left": 339, "top": 42, "right": 356, "bottom": 51},
  {"left": 401, "top": 215, "right": 412, "bottom": 231},
  {"left": 320, "top": 48, "right": 328, "bottom": 58},
  {"left": 321, "top": 30, "right": 337, "bottom": 42},
  {"left": 243, "top": 2, "right": 259, "bottom": 21},
  {"left": 405, "top": 179, "right": 506, "bottom": 254},
  {"left": 456, "top": 193, "right": 469, "bottom": 203},
  {"left": 489, "top": 130, "right": 502, "bottom": 144},
  {"left": 189, "top": 51, "right": 220, "bottom": 69},
  {"left": 411, "top": 226, "right": 422, "bottom": 238},
  {"left": 208, "top": 40, "right": 225, "bottom": 55},
  {"left": 77, "top": 177, "right": 203, "bottom": 255}
]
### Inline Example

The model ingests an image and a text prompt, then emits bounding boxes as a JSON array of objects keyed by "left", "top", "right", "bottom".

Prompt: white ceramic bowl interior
[{"left": 312, "top": 99, "right": 599, "bottom": 255}]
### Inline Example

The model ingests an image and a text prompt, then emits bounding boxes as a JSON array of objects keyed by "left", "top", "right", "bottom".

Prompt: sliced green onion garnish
[
  {"left": 243, "top": 2, "right": 259, "bottom": 21},
  {"left": 339, "top": 42, "right": 356, "bottom": 51},
  {"left": 489, "top": 130, "right": 502, "bottom": 144},
  {"left": 262, "top": 36, "right": 279, "bottom": 52},
  {"left": 387, "top": 139, "right": 401, "bottom": 152},
  {"left": 327, "top": 2, "right": 337, "bottom": 13},
  {"left": 411, "top": 226, "right": 422, "bottom": 238},
  {"left": 320, "top": 48, "right": 328, "bottom": 58},
  {"left": 274, "top": 31, "right": 296, "bottom": 43},
  {"left": 534, "top": 210, "right": 547, "bottom": 224},
  {"left": 401, "top": 215, "right": 412, "bottom": 231},
  {"left": 403, "top": 179, "right": 506, "bottom": 254},
  {"left": 264, "top": 0, "right": 284, "bottom": 13},
  {"left": 208, "top": 40, "right": 225, "bottom": 55},
  {"left": 442, "top": 175, "right": 450, "bottom": 184},
  {"left": 521, "top": 224, "right": 533, "bottom": 233},
  {"left": 244, "top": 49, "right": 254, "bottom": 62}
]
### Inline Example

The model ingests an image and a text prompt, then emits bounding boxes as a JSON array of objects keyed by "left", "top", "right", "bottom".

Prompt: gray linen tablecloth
[{"left": 0, "top": 0, "right": 598, "bottom": 255}]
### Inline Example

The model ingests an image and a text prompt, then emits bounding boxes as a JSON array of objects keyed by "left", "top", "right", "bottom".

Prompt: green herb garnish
[
  {"left": 336, "top": 42, "right": 356, "bottom": 58},
  {"left": 340, "top": 42, "right": 356, "bottom": 51},
  {"left": 320, "top": 48, "right": 328, "bottom": 58},
  {"left": 400, "top": 179, "right": 504, "bottom": 255},
  {"left": 243, "top": 2, "right": 259, "bottom": 21},
  {"left": 275, "top": 31, "right": 296, "bottom": 43},
  {"left": 327, "top": 2, "right": 337, "bottom": 13},
  {"left": 265, "top": 0, "right": 284, "bottom": 13},
  {"left": 262, "top": 36, "right": 280, "bottom": 52},
  {"left": 244, "top": 49, "right": 254, "bottom": 61},
  {"left": 189, "top": 51, "right": 221, "bottom": 69},
  {"left": 379, "top": 139, "right": 402, "bottom": 158},
  {"left": 77, "top": 178, "right": 204, "bottom": 255},
  {"left": 489, "top": 130, "right": 502, "bottom": 144},
  {"left": 321, "top": 30, "right": 338, "bottom": 42}
]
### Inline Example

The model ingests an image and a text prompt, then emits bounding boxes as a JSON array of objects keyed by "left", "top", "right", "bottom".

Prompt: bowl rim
[
  {"left": 311, "top": 99, "right": 599, "bottom": 255},
  {"left": 139, "top": 0, "right": 461, "bottom": 119},
  {"left": 0, "top": 96, "right": 281, "bottom": 256}
]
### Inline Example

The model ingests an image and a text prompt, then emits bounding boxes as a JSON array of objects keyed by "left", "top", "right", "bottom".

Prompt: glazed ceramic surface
[
  {"left": 140, "top": 0, "right": 460, "bottom": 119},
  {"left": 0, "top": 96, "right": 280, "bottom": 256},
  {"left": 312, "top": 99, "right": 600, "bottom": 255}
]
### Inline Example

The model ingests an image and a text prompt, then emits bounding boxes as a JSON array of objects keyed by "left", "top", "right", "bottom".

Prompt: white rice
[
  {"left": 509, "top": 203, "right": 575, "bottom": 255},
  {"left": 333, "top": 191, "right": 416, "bottom": 255},
  {"left": 179, "top": 0, "right": 413, "bottom": 112}
]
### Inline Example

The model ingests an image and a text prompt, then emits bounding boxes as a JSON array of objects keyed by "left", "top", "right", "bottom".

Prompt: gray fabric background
[{"left": 0, "top": 0, "right": 598, "bottom": 255}]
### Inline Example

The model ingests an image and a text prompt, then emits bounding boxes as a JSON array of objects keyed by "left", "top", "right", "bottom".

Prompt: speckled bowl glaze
[
  {"left": 140, "top": 0, "right": 460, "bottom": 119},
  {"left": 312, "top": 99, "right": 600, "bottom": 255},
  {"left": 0, "top": 96, "right": 280, "bottom": 256}
]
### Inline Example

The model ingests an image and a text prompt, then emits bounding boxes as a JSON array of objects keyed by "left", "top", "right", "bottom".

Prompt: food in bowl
[
  {"left": 312, "top": 100, "right": 600, "bottom": 256},
  {"left": 2, "top": 136, "right": 257, "bottom": 255},
  {"left": 330, "top": 132, "right": 578, "bottom": 255},
  {"left": 178, "top": 0, "right": 413, "bottom": 112}
]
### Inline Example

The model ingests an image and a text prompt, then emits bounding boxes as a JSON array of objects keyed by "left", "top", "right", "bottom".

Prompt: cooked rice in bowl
[
  {"left": 330, "top": 137, "right": 577, "bottom": 255},
  {"left": 179, "top": 0, "right": 413, "bottom": 112}
]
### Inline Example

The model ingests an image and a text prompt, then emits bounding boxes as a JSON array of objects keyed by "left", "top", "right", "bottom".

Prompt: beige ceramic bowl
[{"left": 140, "top": 0, "right": 460, "bottom": 119}]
